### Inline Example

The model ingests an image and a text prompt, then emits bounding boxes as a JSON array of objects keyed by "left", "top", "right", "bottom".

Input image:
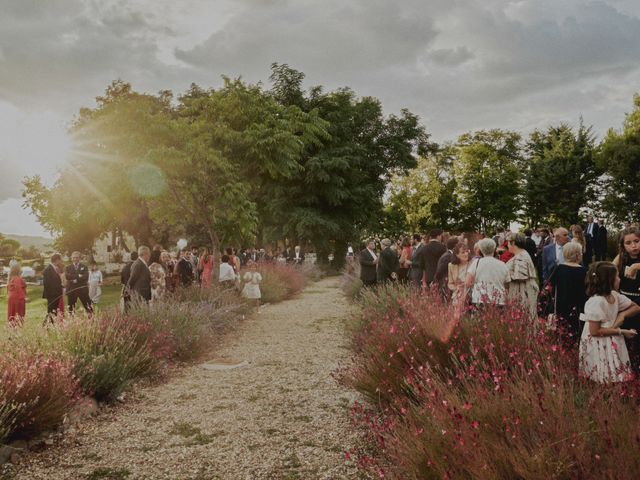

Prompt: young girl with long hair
[{"left": 579, "top": 262, "right": 640, "bottom": 383}]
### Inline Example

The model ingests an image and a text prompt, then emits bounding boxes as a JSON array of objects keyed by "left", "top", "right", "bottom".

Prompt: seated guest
[{"left": 219, "top": 255, "right": 237, "bottom": 289}]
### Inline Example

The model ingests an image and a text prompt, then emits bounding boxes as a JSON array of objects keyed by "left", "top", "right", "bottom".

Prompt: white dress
[
  {"left": 88, "top": 270, "right": 103, "bottom": 303},
  {"left": 242, "top": 272, "right": 262, "bottom": 299},
  {"left": 579, "top": 292, "right": 633, "bottom": 383}
]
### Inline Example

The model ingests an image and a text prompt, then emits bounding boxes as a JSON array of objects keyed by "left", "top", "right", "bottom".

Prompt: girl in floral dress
[{"left": 579, "top": 262, "right": 640, "bottom": 383}]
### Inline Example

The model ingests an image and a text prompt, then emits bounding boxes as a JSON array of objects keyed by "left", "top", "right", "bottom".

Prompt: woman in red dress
[
  {"left": 7, "top": 264, "right": 27, "bottom": 327},
  {"left": 199, "top": 248, "right": 214, "bottom": 287}
]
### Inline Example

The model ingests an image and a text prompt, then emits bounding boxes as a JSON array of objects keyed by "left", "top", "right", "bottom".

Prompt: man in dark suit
[
  {"left": 359, "top": 239, "right": 378, "bottom": 287},
  {"left": 424, "top": 229, "right": 447, "bottom": 286},
  {"left": 523, "top": 229, "right": 538, "bottom": 264},
  {"left": 434, "top": 236, "right": 460, "bottom": 296},
  {"left": 42, "top": 253, "right": 64, "bottom": 323},
  {"left": 176, "top": 249, "right": 194, "bottom": 287},
  {"left": 120, "top": 251, "right": 138, "bottom": 309},
  {"left": 542, "top": 227, "right": 570, "bottom": 282},
  {"left": 583, "top": 215, "right": 599, "bottom": 266},
  {"left": 596, "top": 221, "right": 608, "bottom": 261},
  {"left": 127, "top": 246, "right": 151, "bottom": 303},
  {"left": 377, "top": 239, "right": 399, "bottom": 284},
  {"left": 289, "top": 245, "right": 305, "bottom": 265},
  {"left": 64, "top": 251, "right": 93, "bottom": 314},
  {"left": 409, "top": 234, "right": 427, "bottom": 287}
]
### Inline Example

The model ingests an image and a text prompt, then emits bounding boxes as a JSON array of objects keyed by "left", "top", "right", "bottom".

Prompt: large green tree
[
  {"left": 454, "top": 129, "right": 523, "bottom": 231},
  {"left": 262, "top": 64, "right": 430, "bottom": 265},
  {"left": 597, "top": 95, "right": 640, "bottom": 223},
  {"left": 522, "top": 122, "right": 598, "bottom": 227}
]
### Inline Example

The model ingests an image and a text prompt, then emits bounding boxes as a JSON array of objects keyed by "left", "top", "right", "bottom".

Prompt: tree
[
  {"left": 522, "top": 122, "right": 598, "bottom": 227},
  {"left": 263, "top": 64, "right": 430, "bottom": 266},
  {"left": 385, "top": 144, "right": 458, "bottom": 233},
  {"left": 597, "top": 94, "right": 640, "bottom": 223},
  {"left": 0, "top": 239, "right": 20, "bottom": 257},
  {"left": 454, "top": 130, "right": 523, "bottom": 231}
]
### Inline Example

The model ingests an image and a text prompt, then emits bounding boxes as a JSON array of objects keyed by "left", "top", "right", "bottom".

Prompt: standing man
[
  {"left": 359, "top": 239, "right": 378, "bottom": 287},
  {"left": 409, "top": 234, "right": 427, "bottom": 288},
  {"left": 377, "top": 239, "right": 399, "bottom": 284},
  {"left": 583, "top": 215, "right": 599, "bottom": 266},
  {"left": 127, "top": 246, "right": 151, "bottom": 303},
  {"left": 523, "top": 229, "right": 538, "bottom": 264},
  {"left": 434, "top": 236, "right": 459, "bottom": 297},
  {"left": 290, "top": 245, "right": 305, "bottom": 265},
  {"left": 64, "top": 251, "right": 93, "bottom": 315},
  {"left": 42, "top": 253, "right": 64, "bottom": 323},
  {"left": 596, "top": 220, "right": 608, "bottom": 261},
  {"left": 542, "top": 227, "right": 570, "bottom": 282},
  {"left": 176, "top": 249, "right": 194, "bottom": 287},
  {"left": 424, "top": 229, "right": 447, "bottom": 286}
]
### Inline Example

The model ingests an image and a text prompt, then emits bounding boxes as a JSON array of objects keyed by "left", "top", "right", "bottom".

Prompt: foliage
[
  {"left": 253, "top": 264, "right": 308, "bottom": 304},
  {"left": 522, "top": 122, "right": 598, "bottom": 226},
  {"left": 453, "top": 129, "right": 523, "bottom": 231},
  {"left": 0, "top": 238, "right": 21, "bottom": 257},
  {"left": 261, "top": 64, "right": 430, "bottom": 268},
  {"left": 597, "top": 94, "right": 640, "bottom": 223},
  {"left": 342, "top": 286, "right": 640, "bottom": 479},
  {"left": 0, "top": 350, "right": 79, "bottom": 439}
]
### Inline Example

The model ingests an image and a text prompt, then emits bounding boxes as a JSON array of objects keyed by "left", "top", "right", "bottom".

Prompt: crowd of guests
[
  {"left": 359, "top": 219, "right": 640, "bottom": 384},
  {"left": 5, "top": 243, "right": 308, "bottom": 325}
]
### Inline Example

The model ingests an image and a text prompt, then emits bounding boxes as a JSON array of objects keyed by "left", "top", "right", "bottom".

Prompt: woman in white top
[
  {"left": 579, "top": 262, "right": 640, "bottom": 383},
  {"left": 88, "top": 264, "right": 103, "bottom": 304},
  {"left": 466, "top": 238, "right": 509, "bottom": 307},
  {"left": 242, "top": 261, "right": 262, "bottom": 311}
]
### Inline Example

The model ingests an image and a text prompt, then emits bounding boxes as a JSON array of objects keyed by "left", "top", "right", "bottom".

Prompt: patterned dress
[
  {"left": 506, "top": 250, "right": 540, "bottom": 322},
  {"left": 149, "top": 263, "right": 166, "bottom": 303}
]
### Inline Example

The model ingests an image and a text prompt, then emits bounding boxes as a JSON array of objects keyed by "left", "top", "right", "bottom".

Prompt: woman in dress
[
  {"left": 7, "top": 264, "right": 26, "bottom": 327},
  {"left": 579, "top": 262, "right": 640, "bottom": 383},
  {"left": 466, "top": 238, "right": 510, "bottom": 308},
  {"left": 505, "top": 233, "right": 540, "bottom": 322},
  {"left": 148, "top": 249, "right": 166, "bottom": 303},
  {"left": 570, "top": 224, "right": 587, "bottom": 263},
  {"left": 226, "top": 247, "right": 241, "bottom": 274},
  {"left": 198, "top": 248, "right": 214, "bottom": 287},
  {"left": 242, "top": 261, "right": 262, "bottom": 311},
  {"left": 448, "top": 242, "right": 471, "bottom": 306},
  {"left": 398, "top": 237, "right": 413, "bottom": 284},
  {"left": 613, "top": 226, "right": 640, "bottom": 368},
  {"left": 88, "top": 264, "right": 103, "bottom": 304},
  {"left": 548, "top": 242, "right": 588, "bottom": 346}
]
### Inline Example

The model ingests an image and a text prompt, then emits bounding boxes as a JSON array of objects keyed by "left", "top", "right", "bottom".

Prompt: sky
[{"left": 1, "top": 0, "right": 640, "bottom": 237}]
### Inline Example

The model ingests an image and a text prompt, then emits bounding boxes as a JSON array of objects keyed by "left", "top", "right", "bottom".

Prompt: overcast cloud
[{"left": 1, "top": 0, "right": 640, "bottom": 235}]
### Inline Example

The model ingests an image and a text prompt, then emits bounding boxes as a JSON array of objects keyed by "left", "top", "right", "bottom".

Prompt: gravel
[{"left": 14, "top": 277, "right": 363, "bottom": 479}]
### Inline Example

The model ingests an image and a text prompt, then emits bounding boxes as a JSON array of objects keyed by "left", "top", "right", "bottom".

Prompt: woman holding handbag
[{"left": 548, "top": 242, "right": 588, "bottom": 347}]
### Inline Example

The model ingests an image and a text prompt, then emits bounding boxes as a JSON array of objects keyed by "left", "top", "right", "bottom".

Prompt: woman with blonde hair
[
  {"left": 7, "top": 264, "right": 27, "bottom": 327},
  {"left": 570, "top": 224, "right": 586, "bottom": 256}
]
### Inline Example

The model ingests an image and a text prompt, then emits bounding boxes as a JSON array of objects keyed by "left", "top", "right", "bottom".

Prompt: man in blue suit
[{"left": 542, "top": 227, "right": 570, "bottom": 282}]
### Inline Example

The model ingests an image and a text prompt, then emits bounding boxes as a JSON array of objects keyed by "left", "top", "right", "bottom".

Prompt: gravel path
[{"left": 14, "top": 277, "right": 362, "bottom": 480}]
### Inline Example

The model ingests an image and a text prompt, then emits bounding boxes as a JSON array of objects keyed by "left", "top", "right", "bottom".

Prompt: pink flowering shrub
[
  {"left": 255, "top": 264, "right": 308, "bottom": 303},
  {"left": 0, "top": 350, "right": 80, "bottom": 440},
  {"left": 343, "top": 286, "right": 640, "bottom": 478}
]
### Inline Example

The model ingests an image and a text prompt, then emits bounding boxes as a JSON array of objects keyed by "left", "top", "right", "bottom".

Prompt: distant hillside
[{"left": 2, "top": 234, "right": 53, "bottom": 251}]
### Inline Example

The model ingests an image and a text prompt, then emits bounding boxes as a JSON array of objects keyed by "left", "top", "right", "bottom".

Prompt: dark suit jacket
[
  {"left": 434, "top": 250, "right": 453, "bottom": 284},
  {"left": 42, "top": 264, "right": 63, "bottom": 301},
  {"left": 424, "top": 241, "right": 447, "bottom": 284},
  {"left": 176, "top": 258, "right": 194, "bottom": 286},
  {"left": 120, "top": 261, "right": 134, "bottom": 285},
  {"left": 127, "top": 258, "right": 151, "bottom": 301},
  {"left": 359, "top": 249, "right": 378, "bottom": 284},
  {"left": 524, "top": 237, "right": 537, "bottom": 263},
  {"left": 377, "top": 247, "right": 399, "bottom": 283},
  {"left": 409, "top": 243, "right": 426, "bottom": 282},
  {"left": 64, "top": 262, "right": 89, "bottom": 289},
  {"left": 597, "top": 226, "right": 608, "bottom": 255},
  {"left": 542, "top": 243, "right": 559, "bottom": 283},
  {"left": 288, "top": 251, "right": 305, "bottom": 265}
]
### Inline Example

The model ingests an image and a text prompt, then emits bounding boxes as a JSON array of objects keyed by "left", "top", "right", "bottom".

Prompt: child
[
  {"left": 241, "top": 261, "right": 262, "bottom": 311},
  {"left": 7, "top": 264, "right": 27, "bottom": 327},
  {"left": 579, "top": 262, "right": 640, "bottom": 383}
]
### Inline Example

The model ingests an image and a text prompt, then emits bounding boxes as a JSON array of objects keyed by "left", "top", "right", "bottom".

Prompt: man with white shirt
[
  {"left": 219, "top": 254, "right": 237, "bottom": 289},
  {"left": 359, "top": 239, "right": 378, "bottom": 287},
  {"left": 289, "top": 245, "right": 305, "bottom": 265},
  {"left": 542, "top": 227, "right": 570, "bottom": 282},
  {"left": 583, "top": 215, "right": 599, "bottom": 266}
]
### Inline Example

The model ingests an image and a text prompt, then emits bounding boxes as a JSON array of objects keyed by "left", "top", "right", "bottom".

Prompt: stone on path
[{"left": 14, "top": 277, "right": 362, "bottom": 480}]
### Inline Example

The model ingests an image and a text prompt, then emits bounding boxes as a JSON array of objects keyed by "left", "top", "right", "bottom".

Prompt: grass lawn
[{"left": 0, "top": 283, "right": 122, "bottom": 341}]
